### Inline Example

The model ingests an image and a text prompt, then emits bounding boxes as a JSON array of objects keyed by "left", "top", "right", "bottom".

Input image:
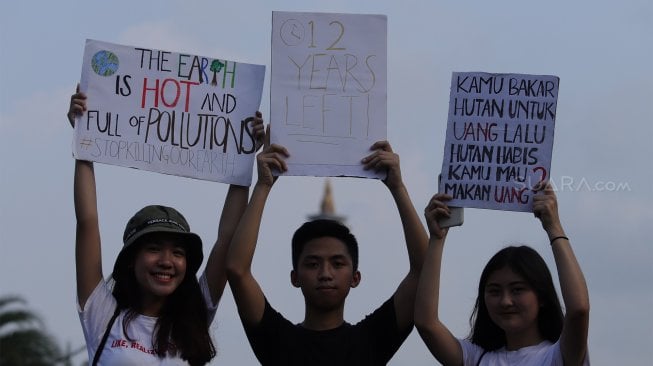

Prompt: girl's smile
[
  {"left": 484, "top": 266, "right": 543, "bottom": 349},
  {"left": 133, "top": 234, "right": 188, "bottom": 314}
]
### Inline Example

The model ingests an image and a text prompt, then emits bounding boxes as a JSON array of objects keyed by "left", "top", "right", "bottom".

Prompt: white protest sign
[
  {"left": 75, "top": 39, "right": 266, "bottom": 186},
  {"left": 439, "top": 72, "right": 559, "bottom": 212},
  {"left": 270, "top": 11, "right": 387, "bottom": 178}
]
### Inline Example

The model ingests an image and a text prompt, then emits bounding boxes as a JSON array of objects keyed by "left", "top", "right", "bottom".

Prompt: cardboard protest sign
[
  {"left": 270, "top": 11, "right": 387, "bottom": 178},
  {"left": 74, "top": 39, "right": 266, "bottom": 186},
  {"left": 439, "top": 72, "right": 559, "bottom": 212}
]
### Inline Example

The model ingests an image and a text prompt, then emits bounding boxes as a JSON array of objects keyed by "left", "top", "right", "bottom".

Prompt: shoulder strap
[
  {"left": 91, "top": 306, "right": 121, "bottom": 366},
  {"left": 475, "top": 349, "right": 487, "bottom": 366}
]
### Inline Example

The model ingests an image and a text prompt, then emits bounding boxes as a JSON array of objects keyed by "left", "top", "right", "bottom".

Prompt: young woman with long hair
[
  {"left": 68, "top": 89, "right": 263, "bottom": 365},
  {"left": 415, "top": 184, "right": 590, "bottom": 365}
]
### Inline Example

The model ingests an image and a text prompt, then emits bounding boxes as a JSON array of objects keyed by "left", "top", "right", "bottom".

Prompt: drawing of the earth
[{"left": 91, "top": 50, "right": 119, "bottom": 76}]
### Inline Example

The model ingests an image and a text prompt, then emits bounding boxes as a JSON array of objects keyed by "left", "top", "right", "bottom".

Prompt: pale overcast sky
[{"left": 1, "top": 1, "right": 651, "bottom": 365}]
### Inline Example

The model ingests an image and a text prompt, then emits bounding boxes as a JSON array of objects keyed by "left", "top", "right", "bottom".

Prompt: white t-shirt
[
  {"left": 459, "top": 339, "right": 590, "bottom": 366},
  {"left": 78, "top": 273, "right": 218, "bottom": 365}
]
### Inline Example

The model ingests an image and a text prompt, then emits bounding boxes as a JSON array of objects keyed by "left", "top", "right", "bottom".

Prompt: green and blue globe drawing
[{"left": 91, "top": 50, "right": 119, "bottom": 76}]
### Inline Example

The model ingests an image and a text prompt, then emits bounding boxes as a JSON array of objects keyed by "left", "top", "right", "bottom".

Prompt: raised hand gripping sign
[
  {"left": 74, "top": 39, "right": 266, "bottom": 186},
  {"left": 270, "top": 11, "right": 387, "bottom": 178},
  {"left": 439, "top": 72, "right": 560, "bottom": 212}
]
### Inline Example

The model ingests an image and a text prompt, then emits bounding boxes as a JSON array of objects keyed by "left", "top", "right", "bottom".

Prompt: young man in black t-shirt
[{"left": 226, "top": 138, "right": 428, "bottom": 365}]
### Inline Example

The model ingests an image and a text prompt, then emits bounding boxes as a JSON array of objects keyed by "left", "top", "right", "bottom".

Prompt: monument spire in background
[{"left": 308, "top": 178, "right": 346, "bottom": 224}]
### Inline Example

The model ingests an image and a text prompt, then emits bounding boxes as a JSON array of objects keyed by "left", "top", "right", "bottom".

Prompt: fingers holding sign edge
[
  {"left": 68, "top": 84, "right": 87, "bottom": 128},
  {"left": 424, "top": 193, "right": 454, "bottom": 239}
]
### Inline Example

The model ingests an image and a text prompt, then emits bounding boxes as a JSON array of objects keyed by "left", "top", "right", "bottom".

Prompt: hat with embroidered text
[{"left": 112, "top": 205, "right": 203, "bottom": 276}]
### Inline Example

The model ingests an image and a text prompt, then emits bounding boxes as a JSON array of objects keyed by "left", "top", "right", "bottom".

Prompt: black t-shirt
[{"left": 243, "top": 296, "right": 411, "bottom": 366}]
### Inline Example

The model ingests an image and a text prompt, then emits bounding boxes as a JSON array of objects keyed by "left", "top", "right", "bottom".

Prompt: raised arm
[
  {"left": 414, "top": 193, "right": 464, "bottom": 365},
  {"left": 204, "top": 112, "right": 265, "bottom": 306},
  {"left": 205, "top": 112, "right": 265, "bottom": 305},
  {"left": 362, "top": 141, "right": 429, "bottom": 331},
  {"left": 226, "top": 141, "right": 289, "bottom": 326},
  {"left": 69, "top": 90, "right": 103, "bottom": 308},
  {"left": 532, "top": 184, "right": 589, "bottom": 365}
]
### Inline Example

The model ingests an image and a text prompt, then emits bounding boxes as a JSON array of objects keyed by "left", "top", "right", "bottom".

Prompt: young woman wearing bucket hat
[{"left": 67, "top": 88, "right": 264, "bottom": 365}]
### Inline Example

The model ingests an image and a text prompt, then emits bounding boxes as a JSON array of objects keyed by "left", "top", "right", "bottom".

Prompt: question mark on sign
[{"left": 531, "top": 166, "right": 548, "bottom": 190}]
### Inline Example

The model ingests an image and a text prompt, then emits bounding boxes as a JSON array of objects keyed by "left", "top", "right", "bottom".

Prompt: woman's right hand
[
  {"left": 67, "top": 85, "right": 87, "bottom": 128},
  {"left": 424, "top": 193, "right": 452, "bottom": 239}
]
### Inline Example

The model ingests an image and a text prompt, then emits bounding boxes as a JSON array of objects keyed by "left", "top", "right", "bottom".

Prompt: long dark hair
[
  {"left": 112, "top": 242, "right": 216, "bottom": 365},
  {"left": 468, "top": 245, "right": 563, "bottom": 350}
]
